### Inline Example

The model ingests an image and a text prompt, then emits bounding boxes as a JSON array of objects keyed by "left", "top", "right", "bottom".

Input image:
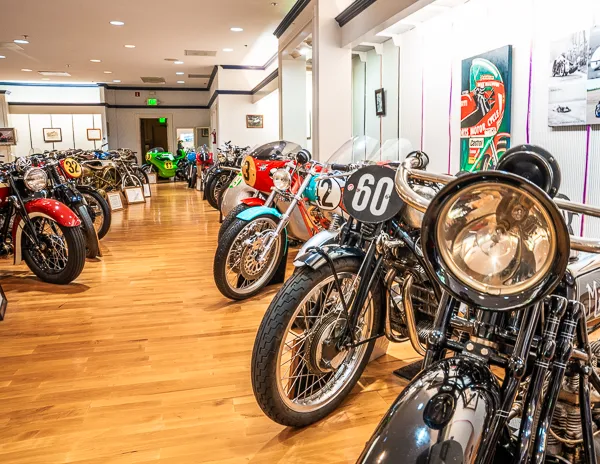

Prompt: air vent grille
[
  {"left": 141, "top": 77, "right": 166, "bottom": 84},
  {"left": 184, "top": 50, "right": 217, "bottom": 57}
]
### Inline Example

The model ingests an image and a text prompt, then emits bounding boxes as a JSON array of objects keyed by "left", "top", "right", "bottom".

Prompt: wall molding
[
  {"left": 8, "top": 102, "right": 208, "bottom": 110},
  {"left": 251, "top": 70, "right": 279, "bottom": 94},
  {"left": 103, "top": 84, "right": 209, "bottom": 92},
  {"left": 0, "top": 82, "right": 98, "bottom": 88},
  {"left": 207, "top": 66, "right": 218, "bottom": 89},
  {"left": 208, "top": 70, "right": 279, "bottom": 108},
  {"left": 220, "top": 54, "right": 278, "bottom": 71},
  {"left": 335, "top": 0, "right": 378, "bottom": 27},
  {"left": 274, "top": 0, "right": 311, "bottom": 38}
]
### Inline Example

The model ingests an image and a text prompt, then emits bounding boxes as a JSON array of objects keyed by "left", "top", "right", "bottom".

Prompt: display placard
[
  {"left": 124, "top": 186, "right": 145, "bottom": 204},
  {"left": 147, "top": 173, "right": 158, "bottom": 184},
  {"left": 142, "top": 183, "right": 151, "bottom": 198},
  {"left": 107, "top": 192, "right": 124, "bottom": 211}
]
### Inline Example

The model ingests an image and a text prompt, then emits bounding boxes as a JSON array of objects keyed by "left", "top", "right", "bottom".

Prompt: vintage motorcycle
[
  {"left": 190, "top": 145, "right": 213, "bottom": 190},
  {"left": 0, "top": 162, "right": 86, "bottom": 284},
  {"left": 204, "top": 142, "right": 249, "bottom": 210},
  {"left": 218, "top": 141, "right": 302, "bottom": 239},
  {"left": 143, "top": 147, "right": 187, "bottom": 179},
  {"left": 348, "top": 144, "right": 600, "bottom": 463}
]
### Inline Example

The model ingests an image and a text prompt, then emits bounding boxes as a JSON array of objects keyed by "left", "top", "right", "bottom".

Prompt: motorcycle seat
[{"left": 83, "top": 163, "right": 109, "bottom": 171}]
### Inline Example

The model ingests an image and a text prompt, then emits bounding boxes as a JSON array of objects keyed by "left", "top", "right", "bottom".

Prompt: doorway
[{"left": 140, "top": 118, "right": 169, "bottom": 158}]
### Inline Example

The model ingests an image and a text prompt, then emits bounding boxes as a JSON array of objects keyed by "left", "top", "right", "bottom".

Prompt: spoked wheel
[
  {"left": 251, "top": 257, "right": 381, "bottom": 427},
  {"left": 79, "top": 188, "right": 111, "bottom": 239},
  {"left": 206, "top": 173, "right": 231, "bottom": 210},
  {"left": 134, "top": 168, "right": 150, "bottom": 185},
  {"left": 74, "top": 204, "right": 100, "bottom": 259},
  {"left": 218, "top": 203, "right": 250, "bottom": 240},
  {"left": 213, "top": 214, "right": 284, "bottom": 300},
  {"left": 121, "top": 174, "right": 142, "bottom": 189},
  {"left": 22, "top": 217, "right": 86, "bottom": 284}
]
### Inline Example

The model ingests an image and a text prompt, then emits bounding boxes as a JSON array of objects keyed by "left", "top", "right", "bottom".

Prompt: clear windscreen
[
  {"left": 368, "top": 138, "right": 413, "bottom": 163},
  {"left": 149, "top": 147, "right": 165, "bottom": 153},
  {"left": 251, "top": 141, "right": 302, "bottom": 159},
  {"left": 325, "top": 136, "right": 380, "bottom": 165}
]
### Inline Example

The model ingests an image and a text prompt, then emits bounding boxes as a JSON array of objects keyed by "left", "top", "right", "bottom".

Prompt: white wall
[
  {"left": 217, "top": 89, "right": 280, "bottom": 148},
  {"left": 0, "top": 84, "right": 101, "bottom": 103}
]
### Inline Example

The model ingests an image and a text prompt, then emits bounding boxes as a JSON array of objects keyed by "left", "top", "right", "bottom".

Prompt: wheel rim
[
  {"left": 25, "top": 218, "right": 69, "bottom": 274},
  {"left": 274, "top": 272, "right": 374, "bottom": 413},
  {"left": 82, "top": 194, "right": 105, "bottom": 235},
  {"left": 224, "top": 218, "right": 281, "bottom": 296},
  {"left": 213, "top": 175, "right": 229, "bottom": 201}
]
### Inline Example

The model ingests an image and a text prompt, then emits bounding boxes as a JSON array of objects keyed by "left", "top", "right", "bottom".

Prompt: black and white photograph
[
  {"left": 0, "top": 128, "right": 17, "bottom": 146},
  {"left": 587, "top": 24, "right": 600, "bottom": 123},
  {"left": 375, "top": 88, "right": 386, "bottom": 116},
  {"left": 548, "top": 30, "right": 588, "bottom": 126}
]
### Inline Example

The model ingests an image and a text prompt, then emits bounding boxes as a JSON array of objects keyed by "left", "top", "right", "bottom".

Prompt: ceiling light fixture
[
  {"left": 104, "top": 71, "right": 113, "bottom": 74},
  {"left": 90, "top": 59, "right": 102, "bottom": 63},
  {"left": 124, "top": 44, "right": 136, "bottom": 48},
  {"left": 22, "top": 68, "right": 32, "bottom": 72},
  {"left": 110, "top": 21, "right": 125, "bottom": 26},
  {"left": 0, "top": 56, "right": 5, "bottom": 59},
  {"left": 177, "top": 81, "right": 185, "bottom": 84},
  {"left": 176, "top": 72, "right": 184, "bottom": 75},
  {"left": 222, "top": 48, "right": 233, "bottom": 52},
  {"left": 113, "top": 80, "right": 121, "bottom": 83},
  {"left": 174, "top": 61, "right": 184, "bottom": 64},
  {"left": 230, "top": 27, "right": 243, "bottom": 32},
  {"left": 14, "top": 35, "right": 29, "bottom": 44}
]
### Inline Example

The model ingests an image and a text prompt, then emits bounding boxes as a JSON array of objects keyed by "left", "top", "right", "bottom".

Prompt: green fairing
[{"left": 145, "top": 149, "right": 187, "bottom": 178}]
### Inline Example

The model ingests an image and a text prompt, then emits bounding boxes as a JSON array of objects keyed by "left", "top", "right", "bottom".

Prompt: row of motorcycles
[
  {"left": 0, "top": 150, "right": 114, "bottom": 285},
  {"left": 199, "top": 135, "right": 600, "bottom": 463}
]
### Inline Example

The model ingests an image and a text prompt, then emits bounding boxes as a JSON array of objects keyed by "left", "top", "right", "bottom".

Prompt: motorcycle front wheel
[
  {"left": 22, "top": 217, "right": 86, "bottom": 284},
  {"left": 251, "top": 257, "right": 381, "bottom": 427},
  {"left": 218, "top": 203, "right": 250, "bottom": 241},
  {"left": 213, "top": 214, "right": 285, "bottom": 300}
]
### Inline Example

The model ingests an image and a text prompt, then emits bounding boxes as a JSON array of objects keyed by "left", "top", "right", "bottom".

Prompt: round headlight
[
  {"left": 23, "top": 168, "right": 48, "bottom": 192},
  {"left": 227, "top": 153, "right": 235, "bottom": 163},
  {"left": 272, "top": 169, "right": 291, "bottom": 191},
  {"left": 218, "top": 153, "right": 227, "bottom": 163},
  {"left": 422, "top": 171, "right": 569, "bottom": 311}
]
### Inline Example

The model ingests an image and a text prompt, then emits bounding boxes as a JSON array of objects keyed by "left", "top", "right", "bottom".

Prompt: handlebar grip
[
  {"left": 405, "top": 150, "right": 429, "bottom": 169},
  {"left": 330, "top": 163, "right": 351, "bottom": 172}
]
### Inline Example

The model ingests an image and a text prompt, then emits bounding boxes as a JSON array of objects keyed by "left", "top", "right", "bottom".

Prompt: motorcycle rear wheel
[
  {"left": 213, "top": 214, "right": 284, "bottom": 300},
  {"left": 22, "top": 217, "right": 86, "bottom": 284},
  {"left": 74, "top": 204, "right": 100, "bottom": 259},
  {"left": 205, "top": 173, "right": 230, "bottom": 210},
  {"left": 79, "top": 188, "right": 111, "bottom": 239},
  {"left": 251, "top": 257, "right": 381, "bottom": 427}
]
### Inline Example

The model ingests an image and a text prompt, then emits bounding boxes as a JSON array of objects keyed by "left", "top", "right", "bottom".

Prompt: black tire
[
  {"left": 213, "top": 214, "right": 285, "bottom": 300},
  {"left": 22, "top": 218, "right": 86, "bottom": 284},
  {"left": 218, "top": 203, "right": 250, "bottom": 240},
  {"left": 188, "top": 165, "right": 197, "bottom": 189},
  {"left": 206, "top": 173, "right": 230, "bottom": 210},
  {"left": 79, "top": 187, "right": 111, "bottom": 239},
  {"left": 251, "top": 257, "right": 381, "bottom": 427},
  {"left": 74, "top": 204, "right": 100, "bottom": 258},
  {"left": 135, "top": 168, "right": 150, "bottom": 184}
]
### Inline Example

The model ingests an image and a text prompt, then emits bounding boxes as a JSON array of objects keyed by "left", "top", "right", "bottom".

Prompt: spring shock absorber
[{"left": 328, "top": 213, "right": 343, "bottom": 232}]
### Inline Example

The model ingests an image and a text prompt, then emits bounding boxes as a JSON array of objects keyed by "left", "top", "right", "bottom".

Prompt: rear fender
[
  {"left": 293, "top": 244, "right": 365, "bottom": 270},
  {"left": 12, "top": 199, "right": 80, "bottom": 265},
  {"left": 357, "top": 356, "right": 500, "bottom": 464}
]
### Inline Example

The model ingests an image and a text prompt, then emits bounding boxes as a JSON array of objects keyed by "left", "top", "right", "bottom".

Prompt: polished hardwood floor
[{"left": 0, "top": 183, "right": 418, "bottom": 464}]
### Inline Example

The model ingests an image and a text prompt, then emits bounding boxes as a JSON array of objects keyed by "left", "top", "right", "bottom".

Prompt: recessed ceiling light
[
  {"left": 113, "top": 80, "right": 121, "bottom": 83},
  {"left": 22, "top": 68, "right": 32, "bottom": 72},
  {"left": 124, "top": 44, "right": 136, "bottom": 48},
  {"left": 0, "top": 56, "right": 5, "bottom": 59},
  {"left": 110, "top": 21, "right": 125, "bottom": 26},
  {"left": 90, "top": 59, "right": 101, "bottom": 63},
  {"left": 14, "top": 39, "right": 29, "bottom": 44},
  {"left": 104, "top": 71, "right": 112, "bottom": 74},
  {"left": 223, "top": 48, "right": 233, "bottom": 52},
  {"left": 176, "top": 72, "right": 184, "bottom": 75},
  {"left": 230, "top": 27, "right": 243, "bottom": 32},
  {"left": 177, "top": 81, "right": 185, "bottom": 84},
  {"left": 174, "top": 61, "right": 184, "bottom": 65}
]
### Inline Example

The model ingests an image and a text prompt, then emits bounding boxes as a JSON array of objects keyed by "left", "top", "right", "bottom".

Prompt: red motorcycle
[
  {"left": 0, "top": 162, "right": 86, "bottom": 284},
  {"left": 189, "top": 145, "right": 213, "bottom": 190}
]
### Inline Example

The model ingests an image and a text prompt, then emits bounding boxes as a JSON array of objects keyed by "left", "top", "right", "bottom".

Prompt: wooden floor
[{"left": 0, "top": 183, "right": 419, "bottom": 464}]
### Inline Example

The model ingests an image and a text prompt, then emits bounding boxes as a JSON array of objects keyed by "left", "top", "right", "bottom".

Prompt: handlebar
[
  {"left": 330, "top": 163, "right": 352, "bottom": 172},
  {"left": 394, "top": 157, "right": 600, "bottom": 253}
]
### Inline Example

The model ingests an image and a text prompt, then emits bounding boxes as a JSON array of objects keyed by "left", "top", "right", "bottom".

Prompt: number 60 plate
[{"left": 342, "top": 165, "right": 404, "bottom": 223}]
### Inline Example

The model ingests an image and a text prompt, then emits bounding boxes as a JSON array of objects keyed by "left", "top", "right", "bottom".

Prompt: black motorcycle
[
  {"left": 204, "top": 142, "right": 249, "bottom": 210},
  {"left": 357, "top": 145, "right": 600, "bottom": 463}
]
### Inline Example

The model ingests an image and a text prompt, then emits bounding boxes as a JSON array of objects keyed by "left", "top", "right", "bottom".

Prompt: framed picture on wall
[
  {"left": 201, "top": 127, "right": 209, "bottom": 137},
  {"left": 43, "top": 128, "right": 62, "bottom": 143},
  {"left": 87, "top": 128, "right": 102, "bottom": 141},
  {"left": 246, "top": 114, "right": 264, "bottom": 128},
  {"left": 375, "top": 88, "right": 386, "bottom": 116},
  {"left": 0, "top": 128, "right": 17, "bottom": 146}
]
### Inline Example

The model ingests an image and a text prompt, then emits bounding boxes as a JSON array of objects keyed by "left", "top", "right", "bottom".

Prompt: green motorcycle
[{"left": 143, "top": 147, "right": 187, "bottom": 179}]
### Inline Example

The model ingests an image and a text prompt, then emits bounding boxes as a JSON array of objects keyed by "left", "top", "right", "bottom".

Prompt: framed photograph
[
  {"left": 246, "top": 114, "right": 264, "bottom": 129},
  {"left": 123, "top": 186, "right": 146, "bottom": 204},
  {"left": 87, "top": 128, "right": 102, "bottom": 141},
  {"left": 107, "top": 192, "right": 124, "bottom": 211},
  {"left": 375, "top": 88, "right": 386, "bottom": 116},
  {"left": 43, "top": 128, "right": 62, "bottom": 143},
  {"left": 201, "top": 127, "right": 210, "bottom": 137},
  {"left": 142, "top": 183, "right": 151, "bottom": 198},
  {"left": 147, "top": 173, "right": 158, "bottom": 184},
  {"left": 0, "top": 128, "right": 17, "bottom": 146}
]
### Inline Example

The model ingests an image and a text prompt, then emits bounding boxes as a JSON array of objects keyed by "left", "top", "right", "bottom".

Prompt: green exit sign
[
  {"left": 158, "top": 117, "right": 166, "bottom": 124},
  {"left": 147, "top": 98, "right": 158, "bottom": 106}
]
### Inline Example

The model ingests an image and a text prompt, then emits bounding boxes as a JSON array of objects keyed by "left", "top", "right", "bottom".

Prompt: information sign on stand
[
  {"left": 142, "top": 183, "right": 151, "bottom": 198},
  {"left": 124, "top": 186, "right": 146, "bottom": 204},
  {"left": 107, "top": 192, "right": 124, "bottom": 211},
  {"left": 147, "top": 173, "right": 158, "bottom": 184}
]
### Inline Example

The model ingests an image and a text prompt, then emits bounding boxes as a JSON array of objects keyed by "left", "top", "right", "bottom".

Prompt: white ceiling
[{"left": 0, "top": 0, "right": 295, "bottom": 88}]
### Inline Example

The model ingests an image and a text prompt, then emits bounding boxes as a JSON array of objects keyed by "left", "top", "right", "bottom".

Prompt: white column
[
  {"left": 0, "top": 92, "right": 11, "bottom": 161},
  {"left": 280, "top": 58, "right": 307, "bottom": 146},
  {"left": 313, "top": 0, "right": 352, "bottom": 160}
]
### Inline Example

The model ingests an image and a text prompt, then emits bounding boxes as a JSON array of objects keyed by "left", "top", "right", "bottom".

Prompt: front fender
[
  {"left": 357, "top": 356, "right": 500, "bottom": 464},
  {"left": 296, "top": 229, "right": 341, "bottom": 258},
  {"left": 236, "top": 206, "right": 281, "bottom": 221},
  {"left": 293, "top": 244, "right": 364, "bottom": 270}
]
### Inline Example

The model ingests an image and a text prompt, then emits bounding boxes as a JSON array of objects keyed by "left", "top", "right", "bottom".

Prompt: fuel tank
[{"left": 357, "top": 356, "right": 500, "bottom": 464}]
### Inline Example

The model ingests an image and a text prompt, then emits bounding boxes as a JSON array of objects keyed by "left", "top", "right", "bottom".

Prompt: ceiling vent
[
  {"left": 184, "top": 50, "right": 217, "bottom": 57},
  {"left": 141, "top": 77, "right": 166, "bottom": 84},
  {"left": 39, "top": 71, "right": 71, "bottom": 77},
  {"left": 188, "top": 74, "right": 211, "bottom": 79}
]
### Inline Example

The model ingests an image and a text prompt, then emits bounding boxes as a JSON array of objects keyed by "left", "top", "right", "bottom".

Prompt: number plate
[
  {"left": 316, "top": 177, "right": 343, "bottom": 211},
  {"left": 230, "top": 172, "right": 243, "bottom": 188},
  {"left": 342, "top": 165, "right": 404, "bottom": 223},
  {"left": 164, "top": 161, "right": 173, "bottom": 170},
  {"left": 61, "top": 158, "right": 82, "bottom": 179}
]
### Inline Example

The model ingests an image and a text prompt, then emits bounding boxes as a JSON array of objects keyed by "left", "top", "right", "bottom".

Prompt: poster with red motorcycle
[{"left": 460, "top": 45, "right": 513, "bottom": 172}]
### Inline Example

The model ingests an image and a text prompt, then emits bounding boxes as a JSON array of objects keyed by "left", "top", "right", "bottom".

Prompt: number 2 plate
[{"left": 342, "top": 165, "right": 404, "bottom": 223}]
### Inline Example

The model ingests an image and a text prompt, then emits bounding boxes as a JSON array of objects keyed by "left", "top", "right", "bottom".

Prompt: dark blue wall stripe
[{"left": 274, "top": 0, "right": 311, "bottom": 38}]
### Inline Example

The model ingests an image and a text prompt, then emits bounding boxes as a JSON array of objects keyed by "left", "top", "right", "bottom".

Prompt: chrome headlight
[
  {"left": 226, "top": 152, "right": 235, "bottom": 163},
  {"left": 23, "top": 168, "right": 48, "bottom": 192},
  {"left": 421, "top": 171, "right": 569, "bottom": 311},
  {"left": 272, "top": 169, "right": 291, "bottom": 191}
]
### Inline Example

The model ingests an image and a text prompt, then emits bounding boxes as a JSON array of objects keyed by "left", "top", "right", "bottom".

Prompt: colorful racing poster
[{"left": 460, "top": 45, "right": 513, "bottom": 172}]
